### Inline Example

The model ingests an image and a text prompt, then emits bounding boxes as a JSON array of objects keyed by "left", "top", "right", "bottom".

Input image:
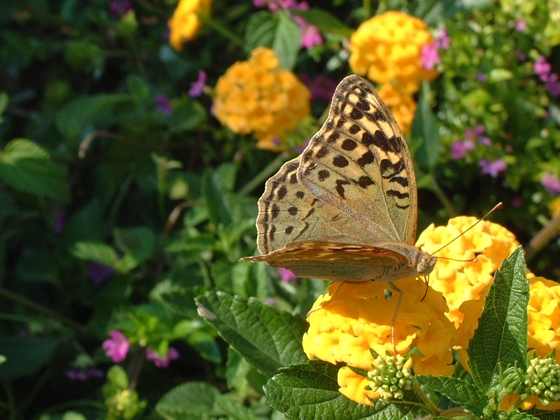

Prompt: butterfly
[{"left": 241, "top": 75, "right": 436, "bottom": 285}]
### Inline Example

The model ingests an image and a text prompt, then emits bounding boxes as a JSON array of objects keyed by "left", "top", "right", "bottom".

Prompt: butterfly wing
[
  {"left": 298, "top": 75, "right": 418, "bottom": 245},
  {"left": 247, "top": 240, "right": 411, "bottom": 282}
]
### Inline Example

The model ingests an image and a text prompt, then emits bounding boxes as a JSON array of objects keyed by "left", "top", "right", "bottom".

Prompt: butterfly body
[{"left": 242, "top": 75, "right": 435, "bottom": 284}]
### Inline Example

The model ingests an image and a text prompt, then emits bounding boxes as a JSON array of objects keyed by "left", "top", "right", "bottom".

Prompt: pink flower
[
  {"left": 188, "top": 71, "right": 207, "bottom": 97},
  {"left": 253, "top": 0, "right": 306, "bottom": 10},
  {"left": 155, "top": 94, "right": 172, "bottom": 115},
  {"left": 535, "top": 56, "right": 552, "bottom": 81},
  {"left": 547, "top": 73, "right": 560, "bottom": 97},
  {"left": 293, "top": 16, "right": 323, "bottom": 49},
  {"left": 146, "top": 347, "right": 179, "bottom": 368},
  {"left": 514, "top": 19, "right": 527, "bottom": 31},
  {"left": 420, "top": 43, "right": 440, "bottom": 71},
  {"left": 465, "top": 125, "right": 490, "bottom": 146},
  {"left": 476, "top": 73, "right": 487, "bottom": 82},
  {"left": 102, "top": 331, "right": 130, "bottom": 363},
  {"left": 434, "top": 29, "right": 450, "bottom": 50},
  {"left": 512, "top": 197, "right": 523, "bottom": 208},
  {"left": 541, "top": 172, "right": 560, "bottom": 195},
  {"left": 278, "top": 267, "right": 298, "bottom": 282},
  {"left": 478, "top": 159, "right": 507, "bottom": 178}
]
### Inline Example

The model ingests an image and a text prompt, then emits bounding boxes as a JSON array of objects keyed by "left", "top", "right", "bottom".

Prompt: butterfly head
[{"left": 416, "top": 252, "right": 437, "bottom": 276}]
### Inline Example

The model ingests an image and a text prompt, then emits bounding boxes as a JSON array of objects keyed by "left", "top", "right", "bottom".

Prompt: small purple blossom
[
  {"left": 88, "top": 261, "right": 115, "bottom": 286},
  {"left": 300, "top": 75, "right": 336, "bottom": 101},
  {"left": 535, "top": 56, "right": 552, "bottom": 82},
  {"left": 188, "top": 71, "right": 207, "bottom": 97},
  {"left": 278, "top": 267, "right": 299, "bottom": 282},
  {"left": 54, "top": 210, "right": 65, "bottom": 234},
  {"left": 102, "top": 331, "right": 130, "bottom": 363},
  {"left": 420, "top": 43, "right": 440, "bottom": 71},
  {"left": 109, "top": 0, "right": 133, "bottom": 17},
  {"left": 451, "top": 139, "right": 474, "bottom": 160},
  {"left": 146, "top": 347, "right": 179, "bottom": 368},
  {"left": 293, "top": 16, "right": 323, "bottom": 49},
  {"left": 265, "top": 298, "right": 277, "bottom": 306},
  {"left": 514, "top": 19, "right": 527, "bottom": 31},
  {"left": 541, "top": 172, "right": 560, "bottom": 195},
  {"left": 512, "top": 197, "right": 523, "bottom": 208},
  {"left": 253, "top": 0, "right": 307, "bottom": 11},
  {"left": 155, "top": 94, "right": 172, "bottom": 115},
  {"left": 65, "top": 367, "right": 104, "bottom": 381},
  {"left": 516, "top": 51, "right": 527, "bottom": 61},
  {"left": 434, "top": 29, "right": 450, "bottom": 50},
  {"left": 465, "top": 125, "right": 491, "bottom": 146},
  {"left": 476, "top": 73, "right": 487, "bottom": 82},
  {"left": 478, "top": 159, "right": 507, "bottom": 178},
  {"left": 548, "top": 73, "right": 560, "bottom": 97}
]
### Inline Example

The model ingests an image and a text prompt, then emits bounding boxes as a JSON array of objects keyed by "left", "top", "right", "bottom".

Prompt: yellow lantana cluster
[
  {"left": 349, "top": 11, "right": 438, "bottom": 133},
  {"left": 213, "top": 47, "right": 311, "bottom": 150},
  {"left": 416, "top": 217, "right": 521, "bottom": 367},
  {"left": 303, "top": 277, "right": 456, "bottom": 406},
  {"left": 168, "top": 0, "right": 213, "bottom": 51}
]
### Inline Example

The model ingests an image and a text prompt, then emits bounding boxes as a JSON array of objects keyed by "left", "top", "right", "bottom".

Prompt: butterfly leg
[
  {"left": 306, "top": 281, "right": 347, "bottom": 318},
  {"left": 389, "top": 281, "right": 403, "bottom": 354}
]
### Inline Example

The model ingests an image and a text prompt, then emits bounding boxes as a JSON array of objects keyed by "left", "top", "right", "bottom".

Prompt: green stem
[
  {"left": 0, "top": 287, "right": 94, "bottom": 338},
  {"left": 411, "top": 382, "right": 440, "bottom": 416},
  {"left": 525, "top": 211, "right": 560, "bottom": 262},
  {"left": 128, "top": 347, "right": 146, "bottom": 391},
  {"left": 105, "top": 168, "right": 136, "bottom": 233},
  {"left": 238, "top": 151, "right": 291, "bottom": 196},
  {"left": 429, "top": 176, "right": 457, "bottom": 218},
  {"left": 202, "top": 15, "right": 245, "bottom": 48}
]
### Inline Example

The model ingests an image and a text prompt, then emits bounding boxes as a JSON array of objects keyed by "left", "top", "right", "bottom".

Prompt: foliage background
[{"left": 0, "top": 0, "right": 559, "bottom": 418}]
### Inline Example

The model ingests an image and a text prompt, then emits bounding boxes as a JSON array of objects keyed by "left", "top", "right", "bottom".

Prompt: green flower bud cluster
[
  {"left": 525, "top": 354, "right": 560, "bottom": 406},
  {"left": 366, "top": 353, "right": 413, "bottom": 401}
]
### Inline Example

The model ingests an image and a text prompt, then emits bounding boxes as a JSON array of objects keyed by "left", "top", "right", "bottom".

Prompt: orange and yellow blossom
[
  {"left": 168, "top": 0, "right": 213, "bottom": 51},
  {"left": 377, "top": 83, "right": 417, "bottom": 134},
  {"left": 349, "top": 11, "right": 438, "bottom": 95},
  {"left": 213, "top": 48, "right": 311, "bottom": 150},
  {"left": 415, "top": 217, "right": 520, "bottom": 367},
  {"left": 303, "top": 276, "right": 456, "bottom": 406}
]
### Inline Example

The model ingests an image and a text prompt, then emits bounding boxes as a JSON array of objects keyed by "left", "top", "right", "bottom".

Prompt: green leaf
[
  {"left": 292, "top": 9, "right": 353, "bottom": 37},
  {"left": 273, "top": 14, "right": 301, "bottom": 70},
  {"left": 126, "top": 75, "right": 151, "bottom": 104},
  {"left": 71, "top": 241, "right": 119, "bottom": 267},
  {"left": 468, "top": 247, "right": 529, "bottom": 395},
  {"left": 214, "top": 395, "right": 257, "bottom": 420},
  {"left": 155, "top": 382, "right": 220, "bottom": 420},
  {"left": 55, "top": 94, "right": 130, "bottom": 140},
  {"left": 113, "top": 226, "right": 156, "bottom": 263},
  {"left": 0, "top": 336, "right": 60, "bottom": 379},
  {"left": 0, "top": 138, "right": 70, "bottom": 202},
  {"left": 265, "top": 361, "right": 422, "bottom": 419},
  {"left": 417, "top": 375, "right": 488, "bottom": 418},
  {"left": 202, "top": 170, "right": 232, "bottom": 227},
  {"left": 0, "top": 91, "right": 8, "bottom": 122},
  {"left": 195, "top": 291, "right": 308, "bottom": 378},
  {"left": 245, "top": 11, "right": 278, "bottom": 55},
  {"left": 413, "top": 92, "right": 440, "bottom": 171}
]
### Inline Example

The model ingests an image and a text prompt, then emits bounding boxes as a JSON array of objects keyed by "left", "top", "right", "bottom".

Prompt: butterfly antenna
[{"left": 431, "top": 202, "right": 503, "bottom": 256}]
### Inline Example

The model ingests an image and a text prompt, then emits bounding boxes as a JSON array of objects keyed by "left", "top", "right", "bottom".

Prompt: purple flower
[
  {"left": 188, "top": 71, "right": 207, "bottom": 97},
  {"left": 155, "top": 94, "right": 172, "bottom": 115},
  {"left": 478, "top": 159, "right": 507, "bottom": 178},
  {"left": 465, "top": 125, "right": 490, "bottom": 146},
  {"left": 65, "top": 367, "right": 104, "bottom": 381},
  {"left": 293, "top": 16, "right": 323, "bottom": 49},
  {"left": 516, "top": 51, "right": 527, "bottom": 61},
  {"left": 253, "top": 0, "right": 305, "bottom": 10},
  {"left": 476, "top": 73, "right": 487, "bottom": 82},
  {"left": 146, "top": 347, "right": 179, "bottom": 368},
  {"left": 420, "top": 43, "right": 440, "bottom": 71},
  {"left": 300, "top": 75, "right": 336, "bottom": 101},
  {"left": 88, "top": 261, "right": 115, "bottom": 286},
  {"left": 535, "top": 56, "right": 552, "bottom": 81},
  {"left": 434, "top": 29, "right": 450, "bottom": 50},
  {"left": 54, "top": 210, "right": 65, "bottom": 234},
  {"left": 541, "top": 172, "right": 560, "bottom": 195},
  {"left": 109, "top": 0, "right": 133, "bottom": 17},
  {"left": 102, "top": 331, "right": 130, "bottom": 363},
  {"left": 278, "top": 267, "right": 298, "bottom": 282},
  {"left": 265, "top": 298, "right": 276, "bottom": 306},
  {"left": 512, "top": 197, "right": 523, "bottom": 208},
  {"left": 514, "top": 19, "right": 527, "bottom": 31},
  {"left": 548, "top": 73, "right": 560, "bottom": 97}
]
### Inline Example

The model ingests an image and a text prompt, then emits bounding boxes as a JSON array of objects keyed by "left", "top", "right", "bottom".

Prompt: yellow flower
[
  {"left": 349, "top": 11, "right": 438, "bottom": 94},
  {"left": 415, "top": 217, "right": 520, "bottom": 368},
  {"left": 377, "top": 83, "right": 417, "bottom": 134},
  {"left": 549, "top": 197, "right": 560, "bottom": 217},
  {"left": 168, "top": 0, "right": 213, "bottom": 51},
  {"left": 213, "top": 48, "right": 311, "bottom": 150},
  {"left": 303, "top": 277, "right": 456, "bottom": 406}
]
